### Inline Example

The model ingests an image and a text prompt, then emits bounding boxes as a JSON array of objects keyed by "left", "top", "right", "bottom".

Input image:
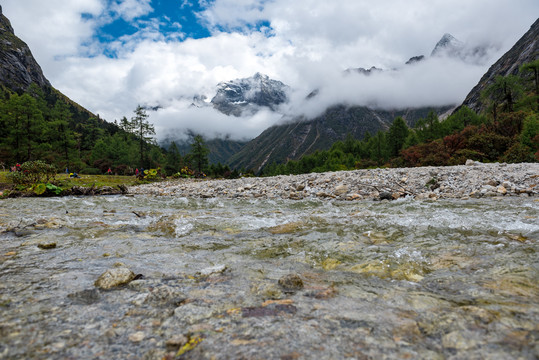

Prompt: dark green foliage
[
  {"left": 264, "top": 60, "right": 539, "bottom": 176},
  {"left": 387, "top": 117, "right": 409, "bottom": 157},
  {"left": 7, "top": 160, "right": 57, "bottom": 185},
  {"left": 188, "top": 135, "right": 210, "bottom": 174},
  {"left": 520, "top": 59, "right": 539, "bottom": 109},
  {"left": 0, "top": 86, "right": 165, "bottom": 174},
  {"left": 481, "top": 75, "right": 524, "bottom": 117},
  {"left": 79, "top": 167, "right": 101, "bottom": 175},
  {"left": 130, "top": 105, "right": 155, "bottom": 168}
]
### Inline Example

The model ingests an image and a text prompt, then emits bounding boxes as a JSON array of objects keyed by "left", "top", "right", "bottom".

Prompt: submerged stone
[
  {"left": 67, "top": 288, "right": 100, "bottom": 305},
  {"left": 278, "top": 274, "right": 304, "bottom": 291},
  {"left": 37, "top": 242, "right": 57, "bottom": 249}
]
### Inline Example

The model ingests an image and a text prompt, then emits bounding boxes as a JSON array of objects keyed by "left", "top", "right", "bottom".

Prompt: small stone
[
  {"left": 197, "top": 264, "right": 227, "bottom": 276},
  {"left": 165, "top": 335, "right": 188, "bottom": 350},
  {"left": 334, "top": 184, "right": 348, "bottom": 196},
  {"left": 128, "top": 331, "right": 145, "bottom": 342},
  {"left": 37, "top": 242, "right": 57, "bottom": 249},
  {"left": 379, "top": 192, "right": 392, "bottom": 201},
  {"left": 94, "top": 266, "right": 136, "bottom": 290},
  {"left": 442, "top": 331, "right": 477, "bottom": 350},
  {"left": 497, "top": 186, "right": 507, "bottom": 195},
  {"left": 278, "top": 274, "right": 304, "bottom": 291}
]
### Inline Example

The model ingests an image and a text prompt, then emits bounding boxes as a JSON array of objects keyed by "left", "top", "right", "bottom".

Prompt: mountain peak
[
  {"left": 211, "top": 73, "right": 288, "bottom": 116},
  {"left": 431, "top": 33, "right": 464, "bottom": 57}
]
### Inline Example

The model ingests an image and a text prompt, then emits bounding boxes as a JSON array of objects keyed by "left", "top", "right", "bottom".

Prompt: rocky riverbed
[
  {"left": 130, "top": 161, "right": 539, "bottom": 201},
  {"left": 1, "top": 162, "right": 538, "bottom": 359}
]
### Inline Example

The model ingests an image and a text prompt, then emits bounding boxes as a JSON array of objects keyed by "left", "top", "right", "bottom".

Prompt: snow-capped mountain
[
  {"left": 430, "top": 33, "right": 465, "bottom": 57},
  {"left": 210, "top": 72, "right": 289, "bottom": 116},
  {"left": 406, "top": 33, "right": 494, "bottom": 65}
]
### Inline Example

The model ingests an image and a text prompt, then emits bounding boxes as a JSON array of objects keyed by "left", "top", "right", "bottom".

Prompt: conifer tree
[
  {"left": 130, "top": 105, "right": 155, "bottom": 168},
  {"left": 189, "top": 135, "right": 209, "bottom": 174}
]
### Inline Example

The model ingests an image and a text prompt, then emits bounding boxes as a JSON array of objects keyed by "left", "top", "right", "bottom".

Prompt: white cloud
[
  {"left": 2, "top": 0, "right": 538, "bottom": 142},
  {"left": 110, "top": 0, "right": 153, "bottom": 21}
]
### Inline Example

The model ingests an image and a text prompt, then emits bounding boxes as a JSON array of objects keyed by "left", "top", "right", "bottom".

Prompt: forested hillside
[
  {"left": 263, "top": 60, "right": 539, "bottom": 176},
  {"left": 0, "top": 7, "right": 182, "bottom": 176}
]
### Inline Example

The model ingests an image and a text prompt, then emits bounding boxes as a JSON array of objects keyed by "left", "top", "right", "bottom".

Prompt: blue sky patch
[{"left": 84, "top": 0, "right": 214, "bottom": 56}]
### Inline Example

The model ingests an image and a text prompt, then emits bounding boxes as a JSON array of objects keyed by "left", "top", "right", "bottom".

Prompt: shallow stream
[{"left": 1, "top": 195, "right": 538, "bottom": 359}]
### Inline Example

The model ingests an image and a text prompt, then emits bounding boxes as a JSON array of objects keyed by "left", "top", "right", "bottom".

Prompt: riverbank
[{"left": 130, "top": 161, "right": 539, "bottom": 200}]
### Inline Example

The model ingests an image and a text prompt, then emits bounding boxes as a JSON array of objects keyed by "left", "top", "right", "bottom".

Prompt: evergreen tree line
[
  {"left": 0, "top": 85, "right": 234, "bottom": 177},
  {"left": 263, "top": 60, "right": 539, "bottom": 176}
]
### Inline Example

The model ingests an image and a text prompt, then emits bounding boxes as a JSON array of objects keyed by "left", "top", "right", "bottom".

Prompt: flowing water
[{"left": 0, "top": 195, "right": 538, "bottom": 359}]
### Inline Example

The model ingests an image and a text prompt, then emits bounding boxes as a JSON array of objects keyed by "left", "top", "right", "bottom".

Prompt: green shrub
[{"left": 7, "top": 161, "right": 57, "bottom": 185}]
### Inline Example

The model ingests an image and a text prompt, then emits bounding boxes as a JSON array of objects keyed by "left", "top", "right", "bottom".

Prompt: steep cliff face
[
  {"left": 0, "top": 5, "right": 51, "bottom": 92},
  {"left": 461, "top": 19, "right": 539, "bottom": 113}
]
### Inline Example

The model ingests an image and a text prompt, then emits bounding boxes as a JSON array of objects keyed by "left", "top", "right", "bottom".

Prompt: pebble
[
  {"left": 94, "top": 264, "right": 136, "bottom": 290},
  {"left": 278, "top": 274, "right": 304, "bottom": 291},
  {"left": 128, "top": 331, "right": 145, "bottom": 343},
  {"left": 37, "top": 242, "right": 57, "bottom": 249},
  {"left": 165, "top": 335, "right": 188, "bottom": 350}
]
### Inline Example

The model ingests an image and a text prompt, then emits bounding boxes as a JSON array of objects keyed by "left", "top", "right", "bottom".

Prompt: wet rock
[
  {"left": 94, "top": 264, "right": 136, "bottom": 290},
  {"left": 67, "top": 288, "right": 100, "bottom": 305},
  {"left": 268, "top": 222, "right": 303, "bottom": 234},
  {"left": 37, "top": 242, "right": 57, "bottom": 249},
  {"left": 252, "top": 282, "right": 283, "bottom": 300},
  {"left": 197, "top": 264, "right": 227, "bottom": 277},
  {"left": 14, "top": 229, "right": 34, "bottom": 237},
  {"left": 174, "top": 303, "right": 215, "bottom": 324},
  {"left": 242, "top": 303, "right": 297, "bottom": 317},
  {"left": 145, "top": 284, "right": 187, "bottom": 307},
  {"left": 165, "top": 334, "right": 188, "bottom": 350},
  {"left": 128, "top": 331, "right": 145, "bottom": 342},
  {"left": 295, "top": 183, "right": 305, "bottom": 191},
  {"left": 321, "top": 258, "right": 341, "bottom": 270},
  {"left": 442, "top": 330, "right": 477, "bottom": 350},
  {"left": 278, "top": 274, "right": 304, "bottom": 291},
  {"left": 304, "top": 286, "right": 338, "bottom": 300},
  {"left": 349, "top": 260, "right": 426, "bottom": 282},
  {"left": 379, "top": 192, "right": 393, "bottom": 201}
]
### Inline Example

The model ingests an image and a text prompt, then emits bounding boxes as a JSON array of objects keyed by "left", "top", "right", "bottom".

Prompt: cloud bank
[{"left": 2, "top": 0, "right": 538, "bottom": 141}]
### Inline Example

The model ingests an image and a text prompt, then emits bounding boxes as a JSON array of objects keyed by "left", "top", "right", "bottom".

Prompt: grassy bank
[{"left": 0, "top": 171, "right": 147, "bottom": 197}]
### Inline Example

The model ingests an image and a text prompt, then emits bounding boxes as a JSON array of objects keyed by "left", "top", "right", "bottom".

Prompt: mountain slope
[
  {"left": 161, "top": 134, "right": 248, "bottom": 165},
  {"left": 461, "top": 18, "right": 539, "bottom": 113},
  {"left": 228, "top": 105, "right": 453, "bottom": 173}
]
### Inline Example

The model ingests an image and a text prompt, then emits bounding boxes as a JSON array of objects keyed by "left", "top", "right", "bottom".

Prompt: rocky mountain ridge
[
  {"left": 406, "top": 33, "right": 493, "bottom": 65},
  {"left": 461, "top": 18, "right": 539, "bottom": 113},
  {"left": 0, "top": 5, "right": 50, "bottom": 92},
  {"left": 210, "top": 72, "right": 289, "bottom": 116}
]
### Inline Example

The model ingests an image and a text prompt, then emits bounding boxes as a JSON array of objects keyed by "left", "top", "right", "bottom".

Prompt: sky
[{"left": 2, "top": 0, "right": 538, "bottom": 141}]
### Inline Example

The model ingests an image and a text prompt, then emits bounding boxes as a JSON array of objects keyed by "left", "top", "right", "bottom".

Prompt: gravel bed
[{"left": 130, "top": 161, "right": 539, "bottom": 201}]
